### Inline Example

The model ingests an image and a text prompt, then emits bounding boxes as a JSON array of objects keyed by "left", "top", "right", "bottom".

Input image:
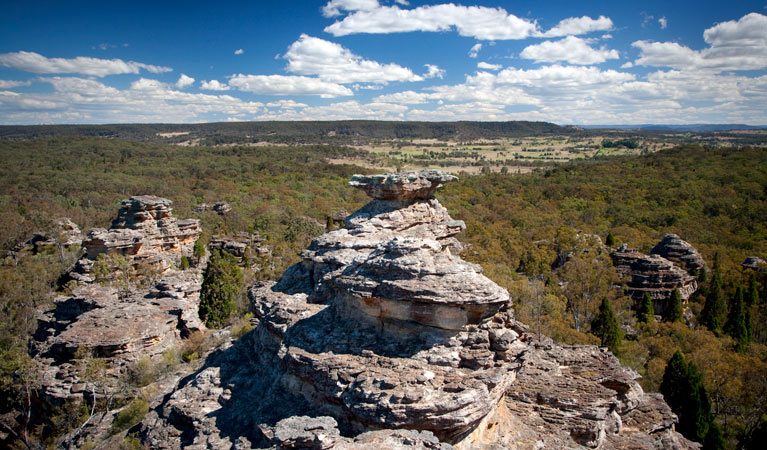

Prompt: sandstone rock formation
[
  {"left": 71, "top": 196, "right": 200, "bottom": 283},
  {"left": 193, "top": 201, "right": 231, "bottom": 215},
  {"left": 209, "top": 231, "right": 270, "bottom": 261},
  {"left": 11, "top": 217, "right": 83, "bottom": 256},
  {"left": 650, "top": 234, "right": 705, "bottom": 274},
  {"left": 611, "top": 244, "right": 698, "bottom": 314},
  {"left": 742, "top": 256, "right": 766, "bottom": 272},
  {"left": 32, "top": 196, "right": 205, "bottom": 401},
  {"left": 138, "top": 171, "right": 696, "bottom": 450}
]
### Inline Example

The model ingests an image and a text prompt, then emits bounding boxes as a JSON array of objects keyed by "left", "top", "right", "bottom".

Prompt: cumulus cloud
[
  {"left": 325, "top": 4, "right": 539, "bottom": 40},
  {"left": 266, "top": 99, "right": 308, "bottom": 108},
  {"left": 521, "top": 36, "right": 619, "bottom": 65},
  {"left": 542, "top": 15, "right": 613, "bottom": 37},
  {"left": 228, "top": 74, "right": 353, "bottom": 97},
  {"left": 477, "top": 62, "right": 502, "bottom": 70},
  {"left": 423, "top": 64, "right": 445, "bottom": 79},
  {"left": 658, "top": 17, "right": 667, "bottom": 29},
  {"left": 234, "top": 48, "right": 244, "bottom": 55},
  {"left": 200, "top": 79, "right": 230, "bottom": 91},
  {"left": 0, "top": 51, "right": 171, "bottom": 77},
  {"left": 284, "top": 34, "right": 423, "bottom": 84},
  {"left": 632, "top": 12, "right": 767, "bottom": 72},
  {"left": 469, "top": 43, "right": 482, "bottom": 58},
  {"left": 322, "top": 0, "right": 380, "bottom": 18},
  {"left": 0, "top": 79, "right": 31, "bottom": 89},
  {"left": 176, "top": 74, "right": 195, "bottom": 89}
]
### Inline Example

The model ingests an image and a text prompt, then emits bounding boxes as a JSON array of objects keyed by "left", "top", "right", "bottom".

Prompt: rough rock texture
[
  {"left": 650, "top": 234, "right": 705, "bottom": 274},
  {"left": 32, "top": 197, "right": 205, "bottom": 401},
  {"left": 137, "top": 171, "right": 696, "bottom": 450},
  {"left": 611, "top": 244, "right": 698, "bottom": 313},
  {"left": 72, "top": 196, "right": 200, "bottom": 283},
  {"left": 742, "top": 256, "right": 767, "bottom": 272},
  {"left": 209, "top": 231, "right": 270, "bottom": 261},
  {"left": 11, "top": 217, "right": 83, "bottom": 255}
]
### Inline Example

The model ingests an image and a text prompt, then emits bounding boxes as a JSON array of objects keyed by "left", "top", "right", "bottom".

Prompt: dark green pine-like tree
[
  {"left": 698, "top": 267, "right": 707, "bottom": 283},
  {"left": 637, "top": 292, "right": 655, "bottom": 323},
  {"left": 700, "top": 271, "right": 726, "bottom": 333},
  {"left": 199, "top": 249, "right": 243, "bottom": 328},
  {"left": 724, "top": 287, "right": 750, "bottom": 353},
  {"left": 591, "top": 298, "right": 622, "bottom": 355},
  {"left": 665, "top": 288, "right": 684, "bottom": 323},
  {"left": 605, "top": 232, "right": 615, "bottom": 247},
  {"left": 747, "top": 276, "right": 760, "bottom": 306},
  {"left": 702, "top": 421, "right": 726, "bottom": 450},
  {"left": 660, "top": 350, "right": 713, "bottom": 443}
]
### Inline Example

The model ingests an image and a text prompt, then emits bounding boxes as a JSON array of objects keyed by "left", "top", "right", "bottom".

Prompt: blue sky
[{"left": 1, "top": 0, "right": 766, "bottom": 125}]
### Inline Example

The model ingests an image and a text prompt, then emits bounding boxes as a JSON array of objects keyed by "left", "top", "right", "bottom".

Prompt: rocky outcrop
[
  {"left": 209, "top": 231, "right": 270, "bottom": 261},
  {"left": 32, "top": 196, "right": 205, "bottom": 401},
  {"left": 742, "top": 256, "right": 766, "bottom": 272},
  {"left": 11, "top": 217, "right": 83, "bottom": 256},
  {"left": 650, "top": 234, "right": 705, "bottom": 274},
  {"left": 72, "top": 196, "right": 200, "bottom": 283},
  {"left": 194, "top": 201, "right": 231, "bottom": 215},
  {"left": 138, "top": 171, "right": 696, "bottom": 450},
  {"left": 611, "top": 244, "right": 698, "bottom": 314}
]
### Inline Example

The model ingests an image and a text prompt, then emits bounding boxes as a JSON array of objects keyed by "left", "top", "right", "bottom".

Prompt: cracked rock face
[
  {"left": 650, "top": 234, "right": 705, "bottom": 275},
  {"left": 137, "top": 171, "right": 697, "bottom": 450}
]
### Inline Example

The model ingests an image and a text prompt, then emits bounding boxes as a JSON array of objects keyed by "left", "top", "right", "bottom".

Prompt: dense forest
[{"left": 1, "top": 137, "right": 766, "bottom": 448}]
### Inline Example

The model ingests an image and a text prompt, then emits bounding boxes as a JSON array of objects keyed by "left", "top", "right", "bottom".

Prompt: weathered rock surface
[
  {"left": 611, "top": 244, "right": 698, "bottom": 314},
  {"left": 72, "top": 196, "right": 200, "bottom": 283},
  {"left": 209, "top": 231, "right": 270, "bottom": 261},
  {"left": 11, "top": 217, "right": 83, "bottom": 255},
  {"left": 32, "top": 196, "right": 205, "bottom": 401},
  {"left": 137, "top": 171, "right": 696, "bottom": 450},
  {"left": 650, "top": 234, "right": 705, "bottom": 274},
  {"left": 742, "top": 256, "right": 766, "bottom": 272}
]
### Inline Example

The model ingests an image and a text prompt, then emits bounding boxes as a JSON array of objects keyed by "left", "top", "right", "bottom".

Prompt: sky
[{"left": 1, "top": 0, "right": 766, "bottom": 125}]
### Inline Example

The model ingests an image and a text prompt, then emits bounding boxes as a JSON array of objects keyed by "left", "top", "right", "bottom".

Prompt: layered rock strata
[
  {"left": 742, "top": 256, "right": 766, "bottom": 272},
  {"left": 138, "top": 170, "right": 696, "bottom": 450},
  {"left": 611, "top": 244, "right": 698, "bottom": 313},
  {"left": 32, "top": 196, "right": 205, "bottom": 400},
  {"left": 11, "top": 217, "right": 83, "bottom": 256},
  {"left": 650, "top": 234, "right": 705, "bottom": 274}
]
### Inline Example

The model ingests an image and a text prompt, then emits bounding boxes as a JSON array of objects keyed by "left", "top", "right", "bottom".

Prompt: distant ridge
[
  {"left": 0, "top": 120, "right": 577, "bottom": 141},
  {"left": 581, "top": 124, "right": 767, "bottom": 132}
]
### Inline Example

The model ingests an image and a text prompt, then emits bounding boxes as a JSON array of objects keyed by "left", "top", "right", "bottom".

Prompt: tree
[
  {"left": 559, "top": 251, "right": 617, "bottom": 331},
  {"left": 703, "top": 422, "right": 725, "bottom": 450},
  {"left": 700, "top": 271, "right": 726, "bottom": 333},
  {"left": 605, "top": 232, "right": 615, "bottom": 247},
  {"left": 724, "top": 287, "right": 749, "bottom": 353},
  {"left": 199, "top": 250, "right": 243, "bottom": 328},
  {"left": 193, "top": 238, "right": 205, "bottom": 259},
  {"left": 591, "top": 298, "right": 622, "bottom": 355},
  {"left": 746, "top": 276, "right": 759, "bottom": 306},
  {"left": 637, "top": 292, "right": 655, "bottom": 323},
  {"left": 665, "top": 288, "right": 684, "bottom": 323},
  {"left": 660, "top": 350, "right": 713, "bottom": 442}
]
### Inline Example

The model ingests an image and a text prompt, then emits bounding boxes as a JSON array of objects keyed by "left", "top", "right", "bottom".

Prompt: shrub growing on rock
[{"left": 199, "top": 250, "right": 243, "bottom": 328}]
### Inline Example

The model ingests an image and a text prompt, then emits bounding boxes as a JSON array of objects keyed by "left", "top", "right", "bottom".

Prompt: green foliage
[
  {"left": 724, "top": 287, "right": 750, "bottom": 353},
  {"left": 193, "top": 239, "right": 205, "bottom": 259},
  {"left": 665, "top": 289, "right": 684, "bottom": 323},
  {"left": 110, "top": 398, "right": 149, "bottom": 435},
  {"left": 180, "top": 255, "right": 190, "bottom": 270},
  {"left": 660, "top": 350, "right": 713, "bottom": 442},
  {"left": 591, "top": 298, "right": 622, "bottom": 355},
  {"left": 701, "top": 271, "right": 727, "bottom": 333},
  {"left": 199, "top": 250, "right": 243, "bottom": 328},
  {"left": 638, "top": 292, "right": 655, "bottom": 323},
  {"left": 230, "top": 313, "right": 254, "bottom": 339},
  {"left": 605, "top": 232, "right": 615, "bottom": 247},
  {"left": 703, "top": 422, "right": 726, "bottom": 450},
  {"left": 747, "top": 276, "right": 759, "bottom": 306}
]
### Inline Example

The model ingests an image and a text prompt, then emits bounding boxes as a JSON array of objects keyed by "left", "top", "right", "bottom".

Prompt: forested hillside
[{"left": 1, "top": 138, "right": 766, "bottom": 448}]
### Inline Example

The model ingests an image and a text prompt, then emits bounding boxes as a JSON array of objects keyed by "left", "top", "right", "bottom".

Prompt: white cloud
[
  {"left": 176, "top": 74, "right": 195, "bottom": 89},
  {"left": 266, "top": 99, "right": 308, "bottom": 108},
  {"left": 658, "top": 17, "right": 667, "bottom": 29},
  {"left": 234, "top": 48, "right": 244, "bottom": 55},
  {"left": 521, "top": 36, "right": 619, "bottom": 65},
  {"left": 423, "top": 64, "right": 445, "bottom": 79},
  {"left": 477, "top": 62, "right": 502, "bottom": 70},
  {"left": 633, "top": 14, "right": 767, "bottom": 72},
  {"left": 373, "top": 90, "right": 430, "bottom": 104},
  {"left": 543, "top": 15, "right": 613, "bottom": 37},
  {"left": 0, "top": 51, "right": 171, "bottom": 77},
  {"left": 228, "top": 73, "right": 353, "bottom": 97},
  {"left": 200, "top": 79, "right": 230, "bottom": 91},
  {"left": 283, "top": 34, "right": 423, "bottom": 84},
  {"left": 322, "top": 0, "right": 380, "bottom": 18},
  {"left": 469, "top": 43, "right": 482, "bottom": 58},
  {"left": 0, "top": 79, "right": 31, "bottom": 89},
  {"left": 325, "top": 4, "right": 539, "bottom": 40},
  {"left": 621, "top": 62, "right": 634, "bottom": 69}
]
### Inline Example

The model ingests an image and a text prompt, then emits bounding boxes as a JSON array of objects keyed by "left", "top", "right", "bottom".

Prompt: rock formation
[
  {"left": 209, "top": 231, "right": 271, "bottom": 267},
  {"left": 194, "top": 201, "right": 231, "bottom": 215},
  {"left": 650, "top": 234, "right": 705, "bottom": 274},
  {"left": 138, "top": 171, "right": 697, "bottom": 449},
  {"left": 32, "top": 196, "right": 205, "bottom": 401},
  {"left": 742, "top": 256, "right": 766, "bottom": 272},
  {"left": 11, "top": 217, "right": 83, "bottom": 256},
  {"left": 611, "top": 243, "right": 698, "bottom": 314},
  {"left": 71, "top": 196, "right": 200, "bottom": 284}
]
